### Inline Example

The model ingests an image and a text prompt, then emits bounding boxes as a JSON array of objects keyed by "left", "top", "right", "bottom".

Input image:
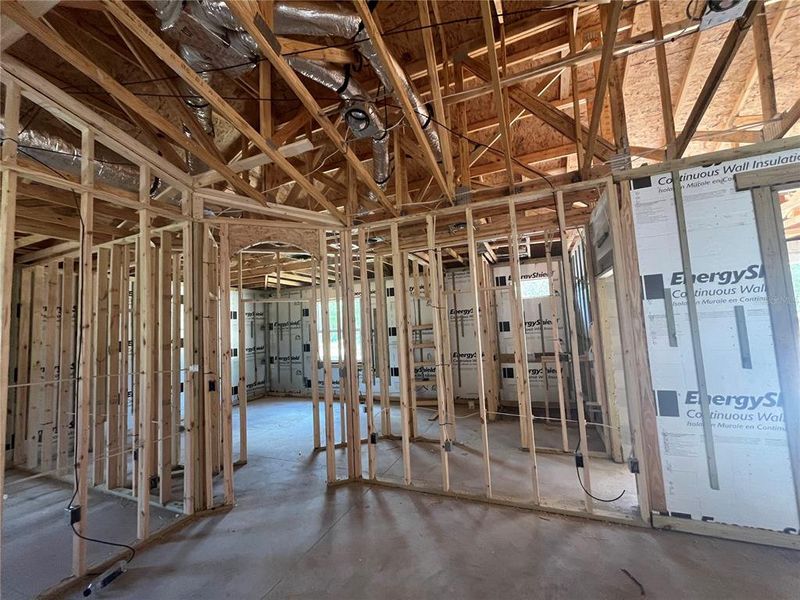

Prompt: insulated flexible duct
[
  {"left": 284, "top": 56, "right": 390, "bottom": 195},
  {"left": 0, "top": 119, "right": 148, "bottom": 194},
  {"left": 147, "top": 0, "right": 440, "bottom": 194}
]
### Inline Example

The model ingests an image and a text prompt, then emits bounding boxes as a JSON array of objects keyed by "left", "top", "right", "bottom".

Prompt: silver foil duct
[
  {"left": 353, "top": 29, "right": 441, "bottom": 158},
  {"left": 274, "top": 1, "right": 361, "bottom": 39},
  {"left": 179, "top": 44, "right": 215, "bottom": 174},
  {"left": 0, "top": 120, "right": 143, "bottom": 192},
  {"left": 285, "top": 56, "right": 390, "bottom": 195}
]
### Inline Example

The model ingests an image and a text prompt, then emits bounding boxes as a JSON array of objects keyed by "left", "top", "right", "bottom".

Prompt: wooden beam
[
  {"left": 454, "top": 62, "right": 471, "bottom": 188},
  {"left": 157, "top": 232, "right": 173, "bottom": 505},
  {"left": 423, "top": 216, "right": 450, "bottom": 490},
  {"left": 218, "top": 225, "right": 235, "bottom": 505},
  {"left": 465, "top": 208, "right": 492, "bottom": 498},
  {"left": 752, "top": 1, "right": 778, "bottom": 121},
  {"left": 318, "top": 231, "right": 336, "bottom": 480},
  {"left": 93, "top": 248, "right": 110, "bottom": 485},
  {"left": 674, "top": 2, "right": 759, "bottom": 157},
  {"left": 358, "top": 228, "right": 376, "bottom": 479},
  {"left": 72, "top": 128, "right": 95, "bottom": 576},
  {"left": 353, "top": 0, "right": 451, "bottom": 202},
  {"left": 650, "top": 1, "right": 676, "bottom": 157},
  {"left": 0, "top": 81, "right": 21, "bottom": 587},
  {"left": 390, "top": 223, "right": 412, "bottom": 483},
  {"left": 568, "top": 7, "right": 584, "bottom": 172},
  {"left": 480, "top": 0, "right": 515, "bottom": 187},
  {"left": 581, "top": 1, "right": 623, "bottom": 178},
  {"left": 258, "top": 1, "right": 273, "bottom": 199},
  {"left": 419, "top": 0, "right": 455, "bottom": 197},
  {"left": 136, "top": 166, "right": 153, "bottom": 539},
  {"left": 106, "top": 246, "right": 122, "bottom": 488},
  {"left": 225, "top": 0, "right": 398, "bottom": 216},
  {"left": 278, "top": 37, "right": 355, "bottom": 64},
  {"left": 237, "top": 253, "right": 248, "bottom": 463},
  {"left": 507, "top": 199, "right": 538, "bottom": 500},
  {"left": 192, "top": 138, "right": 314, "bottom": 188},
  {"left": 182, "top": 197, "right": 198, "bottom": 514},
  {"left": 394, "top": 128, "right": 407, "bottom": 210}
]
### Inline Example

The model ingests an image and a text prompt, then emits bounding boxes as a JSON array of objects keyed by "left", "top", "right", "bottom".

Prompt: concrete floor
[
  {"left": 365, "top": 402, "right": 639, "bottom": 518},
  {"left": 17, "top": 397, "right": 789, "bottom": 599},
  {"left": 2, "top": 469, "right": 179, "bottom": 599}
]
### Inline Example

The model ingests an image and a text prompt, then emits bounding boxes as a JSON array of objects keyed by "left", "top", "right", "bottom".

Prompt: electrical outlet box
[
  {"left": 574, "top": 452, "right": 584, "bottom": 468},
  {"left": 66, "top": 504, "right": 81, "bottom": 526},
  {"left": 628, "top": 456, "right": 640, "bottom": 474}
]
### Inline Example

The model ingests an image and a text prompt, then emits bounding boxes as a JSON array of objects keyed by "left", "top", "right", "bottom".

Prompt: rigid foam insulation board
[{"left": 630, "top": 148, "right": 800, "bottom": 532}]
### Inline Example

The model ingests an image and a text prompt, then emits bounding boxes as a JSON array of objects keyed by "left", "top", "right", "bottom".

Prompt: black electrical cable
[
  {"left": 685, "top": 0, "right": 707, "bottom": 21},
  {"left": 574, "top": 438, "right": 626, "bottom": 503}
]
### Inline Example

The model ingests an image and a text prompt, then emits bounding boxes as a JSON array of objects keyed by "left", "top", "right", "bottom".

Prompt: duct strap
[
  {"left": 420, "top": 101, "right": 433, "bottom": 130},
  {"left": 335, "top": 64, "right": 352, "bottom": 96}
]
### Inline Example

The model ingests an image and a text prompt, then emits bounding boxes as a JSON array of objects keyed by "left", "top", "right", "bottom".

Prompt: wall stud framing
[
  {"left": 158, "top": 232, "right": 173, "bottom": 504},
  {"left": 359, "top": 228, "right": 377, "bottom": 479},
  {"left": 237, "top": 252, "right": 249, "bottom": 462},
  {"left": 218, "top": 224, "right": 235, "bottom": 504},
  {"left": 555, "top": 192, "right": 593, "bottom": 512},
  {"left": 0, "top": 80, "right": 20, "bottom": 582},
  {"left": 544, "top": 232, "right": 569, "bottom": 451},
  {"left": 136, "top": 165, "right": 153, "bottom": 539},
  {"left": 390, "top": 223, "right": 413, "bottom": 484},
  {"left": 425, "top": 215, "right": 451, "bottom": 492},
  {"left": 106, "top": 246, "right": 122, "bottom": 487},
  {"left": 14, "top": 268, "right": 32, "bottom": 468},
  {"left": 508, "top": 199, "right": 539, "bottom": 503},
  {"left": 319, "top": 230, "right": 336, "bottom": 481},
  {"left": 73, "top": 128, "right": 96, "bottom": 574},
  {"left": 465, "top": 208, "right": 493, "bottom": 498},
  {"left": 374, "top": 255, "right": 392, "bottom": 436},
  {"left": 93, "top": 248, "right": 110, "bottom": 485},
  {"left": 309, "top": 256, "right": 321, "bottom": 450}
]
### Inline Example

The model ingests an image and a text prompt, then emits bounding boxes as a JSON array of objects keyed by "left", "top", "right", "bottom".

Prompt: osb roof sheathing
[{"left": 624, "top": 1, "right": 800, "bottom": 160}]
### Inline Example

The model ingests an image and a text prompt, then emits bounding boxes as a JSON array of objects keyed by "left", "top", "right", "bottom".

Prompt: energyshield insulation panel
[{"left": 630, "top": 149, "right": 800, "bottom": 532}]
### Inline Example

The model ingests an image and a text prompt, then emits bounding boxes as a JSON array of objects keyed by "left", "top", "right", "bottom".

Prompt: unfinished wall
[{"left": 256, "top": 260, "right": 572, "bottom": 414}]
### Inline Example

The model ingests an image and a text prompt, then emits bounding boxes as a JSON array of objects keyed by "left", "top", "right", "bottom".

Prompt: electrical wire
[{"left": 574, "top": 438, "right": 625, "bottom": 503}]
